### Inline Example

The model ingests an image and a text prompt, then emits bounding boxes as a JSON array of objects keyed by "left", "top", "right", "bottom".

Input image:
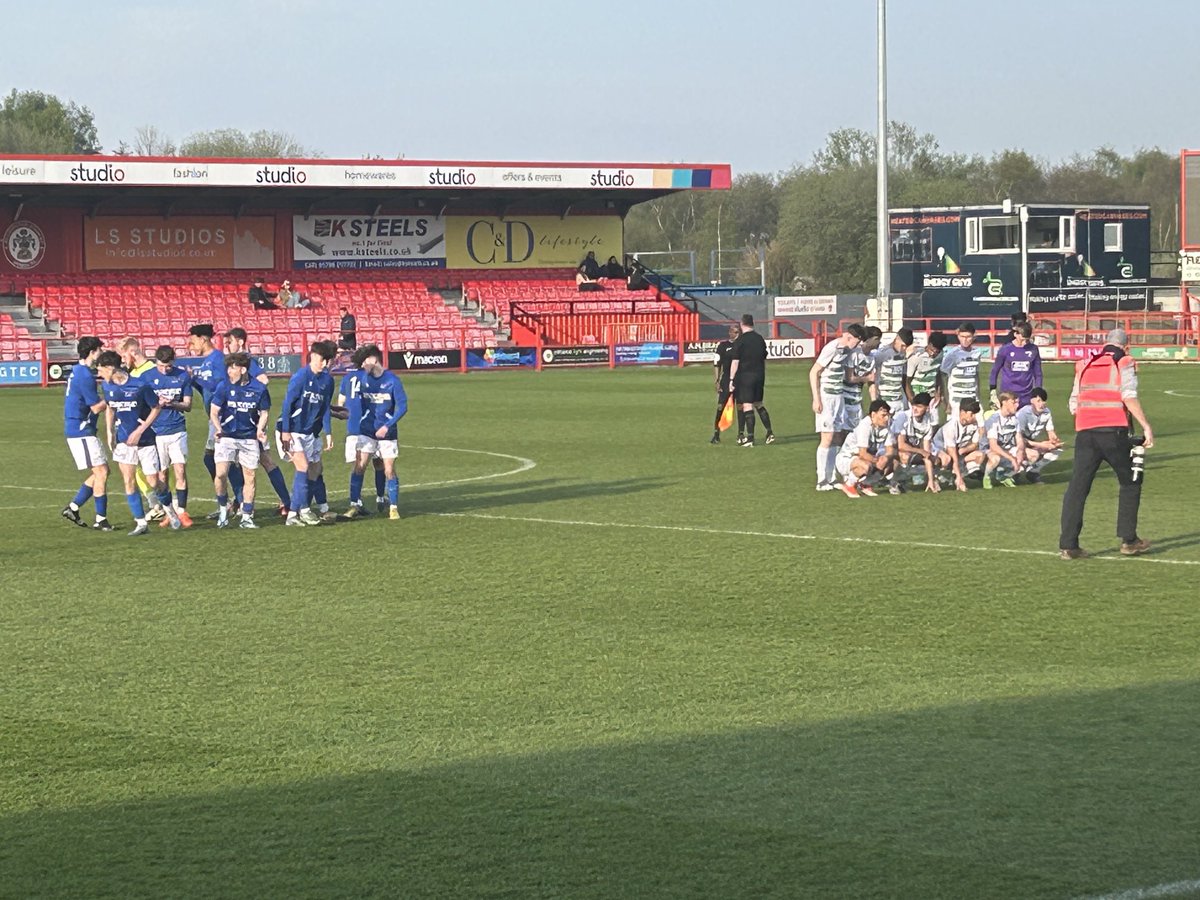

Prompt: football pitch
[{"left": 2, "top": 362, "right": 1199, "bottom": 899}]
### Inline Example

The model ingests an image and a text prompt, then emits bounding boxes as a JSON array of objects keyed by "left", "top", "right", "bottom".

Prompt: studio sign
[{"left": 70, "top": 163, "right": 125, "bottom": 183}]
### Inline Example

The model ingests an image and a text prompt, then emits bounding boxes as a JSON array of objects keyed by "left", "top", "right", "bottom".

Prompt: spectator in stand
[
  {"left": 627, "top": 259, "right": 649, "bottom": 291},
  {"left": 602, "top": 255, "right": 626, "bottom": 279},
  {"left": 278, "top": 279, "right": 310, "bottom": 309},
  {"left": 248, "top": 276, "right": 278, "bottom": 310},
  {"left": 579, "top": 251, "right": 603, "bottom": 280},
  {"left": 339, "top": 307, "right": 358, "bottom": 350},
  {"left": 576, "top": 265, "right": 602, "bottom": 292}
]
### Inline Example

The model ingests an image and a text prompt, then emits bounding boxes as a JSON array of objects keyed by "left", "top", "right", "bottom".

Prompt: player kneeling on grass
[
  {"left": 1015, "top": 387, "right": 1063, "bottom": 484},
  {"left": 280, "top": 341, "right": 346, "bottom": 527},
  {"left": 835, "top": 399, "right": 895, "bottom": 499},
  {"left": 210, "top": 353, "right": 271, "bottom": 530},
  {"left": 96, "top": 351, "right": 181, "bottom": 536},
  {"left": 358, "top": 345, "right": 408, "bottom": 520},
  {"left": 982, "top": 391, "right": 1026, "bottom": 489},
  {"left": 934, "top": 397, "right": 985, "bottom": 493},
  {"left": 890, "top": 391, "right": 940, "bottom": 493}
]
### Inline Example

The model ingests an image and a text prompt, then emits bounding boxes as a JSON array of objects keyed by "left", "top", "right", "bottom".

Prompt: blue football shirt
[
  {"left": 211, "top": 378, "right": 271, "bottom": 440},
  {"left": 64, "top": 362, "right": 101, "bottom": 438},
  {"left": 279, "top": 367, "right": 334, "bottom": 436},
  {"left": 142, "top": 366, "right": 193, "bottom": 436},
  {"left": 361, "top": 370, "right": 408, "bottom": 440},
  {"left": 102, "top": 376, "right": 159, "bottom": 447}
]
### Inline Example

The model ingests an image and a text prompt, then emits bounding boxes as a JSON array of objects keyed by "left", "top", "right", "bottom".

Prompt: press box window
[
  {"left": 1104, "top": 222, "right": 1123, "bottom": 252},
  {"left": 966, "top": 216, "right": 1019, "bottom": 254},
  {"left": 1026, "top": 215, "right": 1075, "bottom": 252}
]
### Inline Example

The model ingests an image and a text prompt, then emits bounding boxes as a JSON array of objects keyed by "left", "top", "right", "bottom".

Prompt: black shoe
[
  {"left": 61, "top": 505, "right": 86, "bottom": 527},
  {"left": 1026, "top": 471, "right": 1043, "bottom": 484},
  {"left": 93, "top": 518, "right": 113, "bottom": 532},
  {"left": 710, "top": 432, "right": 720, "bottom": 444}
]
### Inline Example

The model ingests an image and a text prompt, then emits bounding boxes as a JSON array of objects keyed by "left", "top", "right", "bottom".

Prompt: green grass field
[{"left": 2, "top": 362, "right": 1199, "bottom": 899}]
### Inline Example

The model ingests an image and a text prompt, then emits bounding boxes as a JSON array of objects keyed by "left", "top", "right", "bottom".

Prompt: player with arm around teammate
[
  {"left": 96, "top": 351, "right": 181, "bottom": 536},
  {"left": 144, "top": 345, "right": 194, "bottom": 527},
  {"left": 61, "top": 336, "right": 112, "bottom": 530},
  {"left": 841, "top": 326, "right": 881, "bottom": 433},
  {"left": 338, "top": 346, "right": 386, "bottom": 519},
  {"left": 981, "top": 391, "right": 1026, "bottom": 489},
  {"left": 809, "top": 323, "right": 865, "bottom": 490},
  {"left": 224, "top": 327, "right": 292, "bottom": 516},
  {"left": 280, "top": 341, "right": 344, "bottom": 527},
  {"left": 835, "top": 400, "right": 896, "bottom": 499},
  {"left": 870, "top": 327, "right": 914, "bottom": 415},
  {"left": 941, "top": 323, "right": 987, "bottom": 419},
  {"left": 890, "top": 391, "right": 941, "bottom": 493},
  {"left": 906, "top": 331, "right": 948, "bottom": 425},
  {"left": 934, "top": 397, "right": 985, "bottom": 492},
  {"left": 359, "top": 346, "right": 409, "bottom": 520},
  {"left": 1015, "top": 387, "right": 1063, "bottom": 484},
  {"left": 209, "top": 353, "right": 271, "bottom": 530}
]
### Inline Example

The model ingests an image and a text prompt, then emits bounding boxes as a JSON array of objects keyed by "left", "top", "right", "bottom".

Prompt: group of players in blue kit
[
  {"left": 61, "top": 323, "right": 408, "bottom": 535},
  {"left": 807, "top": 317, "right": 1065, "bottom": 498}
]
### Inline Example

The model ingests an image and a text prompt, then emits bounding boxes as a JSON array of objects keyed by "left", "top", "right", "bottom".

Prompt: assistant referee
[
  {"left": 727, "top": 314, "right": 774, "bottom": 447},
  {"left": 1059, "top": 328, "right": 1154, "bottom": 559}
]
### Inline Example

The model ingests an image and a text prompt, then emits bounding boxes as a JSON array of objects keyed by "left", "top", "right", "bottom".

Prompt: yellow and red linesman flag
[{"left": 717, "top": 394, "right": 736, "bottom": 431}]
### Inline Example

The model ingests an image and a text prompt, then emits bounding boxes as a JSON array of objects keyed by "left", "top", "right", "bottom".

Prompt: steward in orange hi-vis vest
[
  {"left": 1059, "top": 329, "right": 1155, "bottom": 560},
  {"left": 1073, "top": 352, "right": 1136, "bottom": 431}
]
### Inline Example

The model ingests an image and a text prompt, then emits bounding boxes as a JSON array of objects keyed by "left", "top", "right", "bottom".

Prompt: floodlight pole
[{"left": 876, "top": 0, "right": 890, "bottom": 309}]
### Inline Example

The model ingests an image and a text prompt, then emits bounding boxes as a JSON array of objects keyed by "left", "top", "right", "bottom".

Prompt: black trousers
[{"left": 1059, "top": 427, "right": 1142, "bottom": 549}]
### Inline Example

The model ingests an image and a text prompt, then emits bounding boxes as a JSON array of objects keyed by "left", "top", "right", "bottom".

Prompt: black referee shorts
[{"left": 735, "top": 374, "right": 765, "bottom": 404}]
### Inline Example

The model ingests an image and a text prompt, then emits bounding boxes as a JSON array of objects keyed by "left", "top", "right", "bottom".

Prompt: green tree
[
  {"left": 177, "top": 128, "right": 313, "bottom": 158},
  {"left": 0, "top": 89, "right": 99, "bottom": 154}
]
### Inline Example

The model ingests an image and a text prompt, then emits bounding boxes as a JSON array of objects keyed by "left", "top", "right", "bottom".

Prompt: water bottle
[{"left": 1129, "top": 437, "right": 1146, "bottom": 484}]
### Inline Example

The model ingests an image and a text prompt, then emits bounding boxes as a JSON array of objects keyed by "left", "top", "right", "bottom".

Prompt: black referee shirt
[
  {"left": 715, "top": 340, "right": 736, "bottom": 389},
  {"left": 732, "top": 330, "right": 767, "bottom": 378}
]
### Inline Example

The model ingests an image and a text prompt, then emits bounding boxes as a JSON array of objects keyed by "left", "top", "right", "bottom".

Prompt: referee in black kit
[
  {"left": 711, "top": 323, "right": 740, "bottom": 444},
  {"left": 727, "top": 314, "right": 775, "bottom": 447}
]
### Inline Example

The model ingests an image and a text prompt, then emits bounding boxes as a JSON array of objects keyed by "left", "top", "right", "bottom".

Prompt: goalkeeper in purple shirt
[{"left": 989, "top": 321, "right": 1043, "bottom": 408}]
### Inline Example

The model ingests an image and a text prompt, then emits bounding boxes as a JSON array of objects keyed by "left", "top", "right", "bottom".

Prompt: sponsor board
[
  {"left": 614, "top": 342, "right": 680, "bottom": 365},
  {"left": 684, "top": 340, "right": 721, "bottom": 363},
  {"left": 1182, "top": 251, "right": 1200, "bottom": 283},
  {"left": 85, "top": 216, "right": 274, "bottom": 270},
  {"left": 466, "top": 347, "right": 537, "bottom": 369},
  {"left": 446, "top": 216, "right": 623, "bottom": 269},
  {"left": 1130, "top": 346, "right": 1199, "bottom": 360},
  {"left": 0, "top": 360, "right": 42, "bottom": 385},
  {"left": 923, "top": 274, "right": 975, "bottom": 289},
  {"left": 46, "top": 361, "right": 72, "bottom": 383},
  {"left": 293, "top": 215, "right": 446, "bottom": 270},
  {"left": 774, "top": 295, "right": 837, "bottom": 317},
  {"left": 1055, "top": 345, "right": 1105, "bottom": 360},
  {"left": 387, "top": 349, "right": 462, "bottom": 371},
  {"left": 766, "top": 338, "right": 815, "bottom": 360},
  {"left": 174, "top": 354, "right": 300, "bottom": 377},
  {"left": 0, "top": 159, "right": 729, "bottom": 192},
  {"left": 540, "top": 345, "right": 609, "bottom": 367}
]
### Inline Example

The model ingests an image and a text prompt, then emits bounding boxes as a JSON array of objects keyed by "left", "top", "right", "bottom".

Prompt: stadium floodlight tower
[{"left": 876, "top": 0, "right": 890, "bottom": 309}]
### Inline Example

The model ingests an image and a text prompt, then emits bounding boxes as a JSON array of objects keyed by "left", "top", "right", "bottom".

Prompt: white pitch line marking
[
  {"left": 1077, "top": 878, "right": 1200, "bottom": 900},
  {"left": 433, "top": 511, "right": 1200, "bottom": 567},
  {"left": 1163, "top": 390, "right": 1200, "bottom": 399},
  {"left": 0, "top": 445, "right": 537, "bottom": 506}
]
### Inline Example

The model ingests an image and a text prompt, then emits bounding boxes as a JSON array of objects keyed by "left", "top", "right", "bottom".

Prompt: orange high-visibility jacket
[{"left": 1074, "top": 352, "right": 1134, "bottom": 431}]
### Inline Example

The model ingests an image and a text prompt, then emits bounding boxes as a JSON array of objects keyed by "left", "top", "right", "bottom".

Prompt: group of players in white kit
[{"left": 808, "top": 321, "right": 1064, "bottom": 498}]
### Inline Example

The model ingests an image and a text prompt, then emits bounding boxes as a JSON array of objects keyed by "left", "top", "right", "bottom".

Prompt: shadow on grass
[
  {"left": 4, "top": 682, "right": 1199, "bottom": 899},
  {"left": 404, "top": 476, "right": 673, "bottom": 516}
]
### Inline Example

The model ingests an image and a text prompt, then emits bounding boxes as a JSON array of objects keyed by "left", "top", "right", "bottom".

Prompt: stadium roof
[{"left": 0, "top": 155, "right": 732, "bottom": 217}]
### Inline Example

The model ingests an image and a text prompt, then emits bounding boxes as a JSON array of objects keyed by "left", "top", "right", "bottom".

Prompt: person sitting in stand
[
  {"left": 602, "top": 255, "right": 626, "bottom": 279},
  {"left": 579, "top": 251, "right": 603, "bottom": 280},
  {"left": 627, "top": 259, "right": 649, "bottom": 291},
  {"left": 576, "top": 265, "right": 602, "bottom": 292},
  {"left": 248, "top": 276, "right": 278, "bottom": 310},
  {"left": 278, "top": 279, "right": 310, "bottom": 309}
]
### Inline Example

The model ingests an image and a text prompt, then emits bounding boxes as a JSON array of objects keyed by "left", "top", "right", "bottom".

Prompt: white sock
[{"left": 816, "top": 447, "right": 829, "bottom": 482}]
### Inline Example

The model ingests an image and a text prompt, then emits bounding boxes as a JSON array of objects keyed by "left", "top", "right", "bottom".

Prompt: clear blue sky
[{"left": 3, "top": 0, "right": 1192, "bottom": 174}]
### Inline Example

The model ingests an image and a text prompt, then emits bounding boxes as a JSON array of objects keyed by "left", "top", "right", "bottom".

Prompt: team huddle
[
  {"left": 60, "top": 325, "right": 408, "bottom": 535},
  {"left": 807, "top": 320, "right": 1063, "bottom": 497}
]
